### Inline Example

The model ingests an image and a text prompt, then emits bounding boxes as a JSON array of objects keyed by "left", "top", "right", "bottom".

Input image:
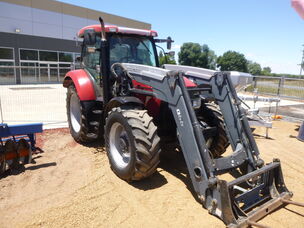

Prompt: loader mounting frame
[{"left": 115, "top": 63, "right": 294, "bottom": 227}]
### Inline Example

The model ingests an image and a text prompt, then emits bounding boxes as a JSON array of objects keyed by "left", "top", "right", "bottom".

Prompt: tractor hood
[{"left": 163, "top": 64, "right": 253, "bottom": 89}]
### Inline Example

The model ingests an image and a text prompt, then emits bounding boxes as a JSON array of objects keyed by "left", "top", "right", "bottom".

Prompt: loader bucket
[{"left": 219, "top": 160, "right": 292, "bottom": 227}]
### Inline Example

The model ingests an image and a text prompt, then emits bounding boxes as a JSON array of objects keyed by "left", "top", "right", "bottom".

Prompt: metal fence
[
  {"left": 243, "top": 76, "right": 304, "bottom": 121},
  {"left": 0, "top": 68, "right": 303, "bottom": 129},
  {"left": 0, "top": 83, "right": 67, "bottom": 128},
  {"left": 248, "top": 76, "right": 304, "bottom": 100},
  {"left": 0, "top": 65, "right": 74, "bottom": 85},
  {"left": 0, "top": 65, "right": 70, "bottom": 128}
]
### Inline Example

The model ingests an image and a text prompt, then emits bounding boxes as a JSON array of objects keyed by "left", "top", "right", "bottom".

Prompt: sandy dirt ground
[{"left": 0, "top": 121, "right": 304, "bottom": 228}]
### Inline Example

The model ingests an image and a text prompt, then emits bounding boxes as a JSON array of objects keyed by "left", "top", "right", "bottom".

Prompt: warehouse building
[{"left": 0, "top": 0, "right": 151, "bottom": 84}]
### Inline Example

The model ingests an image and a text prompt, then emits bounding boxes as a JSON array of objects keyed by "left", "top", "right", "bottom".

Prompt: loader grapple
[{"left": 223, "top": 161, "right": 292, "bottom": 227}]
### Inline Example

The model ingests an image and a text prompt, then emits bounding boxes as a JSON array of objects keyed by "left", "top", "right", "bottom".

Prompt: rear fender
[{"left": 63, "top": 69, "right": 96, "bottom": 101}]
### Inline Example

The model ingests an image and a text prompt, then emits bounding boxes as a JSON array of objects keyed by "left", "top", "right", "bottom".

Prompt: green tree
[
  {"left": 201, "top": 44, "right": 217, "bottom": 70},
  {"left": 178, "top": 43, "right": 217, "bottom": 69},
  {"left": 247, "top": 61, "right": 262, "bottom": 75},
  {"left": 261, "top": 66, "right": 272, "bottom": 75},
  {"left": 217, "top": 51, "right": 248, "bottom": 72},
  {"left": 158, "top": 51, "right": 176, "bottom": 65}
]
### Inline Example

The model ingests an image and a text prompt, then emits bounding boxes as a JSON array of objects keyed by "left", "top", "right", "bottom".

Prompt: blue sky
[{"left": 60, "top": 0, "right": 303, "bottom": 74}]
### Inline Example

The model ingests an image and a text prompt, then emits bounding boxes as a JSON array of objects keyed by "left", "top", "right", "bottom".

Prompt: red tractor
[
  {"left": 63, "top": 20, "right": 228, "bottom": 180},
  {"left": 63, "top": 18, "right": 297, "bottom": 227}
]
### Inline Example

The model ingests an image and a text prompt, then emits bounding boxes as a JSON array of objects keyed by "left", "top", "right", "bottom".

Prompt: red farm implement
[{"left": 0, "top": 123, "right": 43, "bottom": 174}]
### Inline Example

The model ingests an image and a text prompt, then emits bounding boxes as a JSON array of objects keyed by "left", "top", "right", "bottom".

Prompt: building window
[
  {"left": 20, "top": 62, "right": 39, "bottom": 83},
  {"left": 0, "top": 61, "right": 15, "bottom": 84},
  {"left": 20, "top": 49, "right": 38, "bottom": 61},
  {"left": 19, "top": 49, "right": 80, "bottom": 83},
  {"left": 39, "top": 51, "right": 58, "bottom": 62},
  {"left": 0, "top": 48, "right": 14, "bottom": 60},
  {"left": 59, "top": 52, "right": 73, "bottom": 62},
  {"left": 59, "top": 63, "right": 72, "bottom": 79},
  {"left": 0, "top": 47, "right": 15, "bottom": 84}
]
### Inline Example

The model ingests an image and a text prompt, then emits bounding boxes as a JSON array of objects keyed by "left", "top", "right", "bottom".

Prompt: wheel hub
[
  {"left": 109, "top": 123, "right": 131, "bottom": 168},
  {"left": 119, "top": 135, "right": 129, "bottom": 154}
]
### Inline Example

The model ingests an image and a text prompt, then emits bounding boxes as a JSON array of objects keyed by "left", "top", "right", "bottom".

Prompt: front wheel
[
  {"left": 105, "top": 107, "right": 160, "bottom": 181},
  {"left": 197, "top": 102, "right": 229, "bottom": 158}
]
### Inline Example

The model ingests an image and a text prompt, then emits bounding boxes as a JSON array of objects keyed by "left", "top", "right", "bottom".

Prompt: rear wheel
[
  {"left": 105, "top": 107, "right": 160, "bottom": 181},
  {"left": 66, "top": 85, "right": 95, "bottom": 143},
  {"left": 197, "top": 102, "right": 229, "bottom": 158}
]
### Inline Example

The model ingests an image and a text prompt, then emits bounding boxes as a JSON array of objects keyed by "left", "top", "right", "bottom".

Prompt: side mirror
[
  {"left": 167, "top": 51, "right": 175, "bottom": 57},
  {"left": 155, "top": 37, "right": 174, "bottom": 50},
  {"left": 75, "top": 56, "right": 81, "bottom": 62},
  {"left": 167, "top": 36, "right": 173, "bottom": 50},
  {"left": 74, "top": 56, "right": 82, "bottom": 69}
]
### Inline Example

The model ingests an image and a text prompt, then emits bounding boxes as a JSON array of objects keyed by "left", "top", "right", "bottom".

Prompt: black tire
[
  {"left": 105, "top": 107, "right": 160, "bottom": 181},
  {"left": 0, "top": 146, "right": 6, "bottom": 174},
  {"left": 17, "top": 139, "right": 31, "bottom": 165},
  {"left": 4, "top": 139, "right": 19, "bottom": 169},
  {"left": 66, "top": 85, "right": 95, "bottom": 143},
  {"left": 197, "top": 102, "right": 229, "bottom": 158}
]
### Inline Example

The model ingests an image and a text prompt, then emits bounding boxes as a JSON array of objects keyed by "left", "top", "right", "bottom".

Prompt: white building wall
[{"left": 0, "top": 1, "right": 99, "bottom": 40}]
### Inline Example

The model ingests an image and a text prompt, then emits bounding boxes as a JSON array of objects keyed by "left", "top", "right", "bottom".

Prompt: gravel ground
[{"left": 0, "top": 121, "right": 303, "bottom": 228}]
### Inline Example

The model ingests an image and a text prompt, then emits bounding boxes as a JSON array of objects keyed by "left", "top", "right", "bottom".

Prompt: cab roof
[{"left": 78, "top": 24, "right": 158, "bottom": 38}]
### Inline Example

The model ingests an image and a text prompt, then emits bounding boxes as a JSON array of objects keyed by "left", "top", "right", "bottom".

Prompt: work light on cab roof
[{"left": 77, "top": 24, "right": 158, "bottom": 38}]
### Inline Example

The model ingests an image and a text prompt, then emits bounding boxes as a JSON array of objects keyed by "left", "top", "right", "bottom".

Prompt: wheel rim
[
  {"left": 109, "top": 122, "right": 131, "bottom": 169},
  {"left": 70, "top": 93, "right": 81, "bottom": 133}
]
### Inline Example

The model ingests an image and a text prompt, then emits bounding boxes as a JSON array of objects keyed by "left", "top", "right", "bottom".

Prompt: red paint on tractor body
[
  {"left": 63, "top": 68, "right": 196, "bottom": 115},
  {"left": 63, "top": 69, "right": 96, "bottom": 101},
  {"left": 131, "top": 77, "right": 197, "bottom": 118},
  {"left": 183, "top": 76, "right": 197, "bottom": 87},
  {"left": 132, "top": 76, "right": 196, "bottom": 90},
  {"left": 132, "top": 79, "right": 160, "bottom": 117}
]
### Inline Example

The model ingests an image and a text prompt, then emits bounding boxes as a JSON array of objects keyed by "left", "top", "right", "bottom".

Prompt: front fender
[
  {"left": 63, "top": 69, "right": 96, "bottom": 101},
  {"left": 104, "top": 96, "right": 144, "bottom": 115}
]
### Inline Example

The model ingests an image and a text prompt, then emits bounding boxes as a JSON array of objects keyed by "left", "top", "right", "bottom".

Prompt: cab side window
[{"left": 82, "top": 36, "right": 101, "bottom": 79}]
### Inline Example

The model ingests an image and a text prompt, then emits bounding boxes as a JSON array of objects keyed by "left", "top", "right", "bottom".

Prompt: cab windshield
[{"left": 109, "top": 34, "right": 157, "bottom": 67}]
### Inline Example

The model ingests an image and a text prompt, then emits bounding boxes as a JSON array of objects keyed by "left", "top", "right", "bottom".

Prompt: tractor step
[
  {"left": 92, "top": 109, "right": 102, "bottom": 114},
  {"left": 86, "top": 133, "right": 98, "bottom": 139},
  {"left": 89, "top": 121, "right": 100, "bottom": 126}
]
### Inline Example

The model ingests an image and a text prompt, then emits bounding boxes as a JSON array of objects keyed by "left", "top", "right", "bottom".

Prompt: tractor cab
[{"left": 77, "top": 24, "right": 172, "bottom": 83}]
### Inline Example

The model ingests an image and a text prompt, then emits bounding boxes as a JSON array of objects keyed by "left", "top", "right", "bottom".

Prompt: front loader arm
[{"left": 117, "top": 63, "right": 293, "bottom": 227}]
